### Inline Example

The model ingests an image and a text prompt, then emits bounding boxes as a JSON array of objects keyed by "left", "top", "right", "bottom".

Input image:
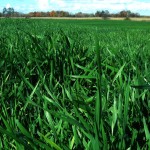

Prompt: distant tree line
[
  {"left": 26, "top": 10, "right": 141, "bottom": 18},
  {"left": 0, "top": 7, "right": 141, "bottom": 18}
]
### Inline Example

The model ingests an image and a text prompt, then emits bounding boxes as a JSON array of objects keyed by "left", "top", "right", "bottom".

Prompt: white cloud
[
  {"left": 63, "top": 0, "right": 150, "bottom": 14},
  {"left": 36, "top": 0, "right": 50, "bottom": 10},
  {"left": 7, "top": 0, "right": 150, "bottom": 15},
  {"left": 128, "top": 2, "right": 150, "bottom": 11},
  {"left": 50, "top": 0, "right": 66, "bottom": 7},
  {"left": 34, "top": 0, "right": 67, "bottom": 11},
  {"left": 6, "top": 3, "right": 11, "bottom": 9}
]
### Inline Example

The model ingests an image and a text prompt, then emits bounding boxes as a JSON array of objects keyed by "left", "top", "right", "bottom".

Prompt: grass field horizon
[
  {"left": 1, "top": 17, "right": 150, "bottom": 22},
  {"left": 0, "top": 18, "right": 150, "bottom": 150}
]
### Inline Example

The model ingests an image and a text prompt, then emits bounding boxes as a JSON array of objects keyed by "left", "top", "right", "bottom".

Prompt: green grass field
[{"left": 0, "top": 18, "right": 150, "bottom": 150}]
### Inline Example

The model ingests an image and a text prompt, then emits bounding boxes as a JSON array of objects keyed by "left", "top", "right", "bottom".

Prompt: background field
[
  {"left": 0, "top": 19, "right": 150, "bottom": 150},
  {"left": 29, "top": 17, "right": 150, "bottom": 22}
]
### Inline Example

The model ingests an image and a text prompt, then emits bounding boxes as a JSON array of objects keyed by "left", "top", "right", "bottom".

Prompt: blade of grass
[
  {"left": 95, "top": 34, "right": 102, "bottom": 140},
  {"left": 112, "top": 63, "right": 126, "bottom": 84},
  {"left": 38, "top": 132, "right": 63, "bottom": 150},
  {"left": 143, "top": 117, "right": 150, "bottom": 147}
]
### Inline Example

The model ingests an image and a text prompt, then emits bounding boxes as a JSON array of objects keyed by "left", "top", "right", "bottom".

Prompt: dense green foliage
[{"left": 0, "top": 18, "right": 150, "bottom": 150}]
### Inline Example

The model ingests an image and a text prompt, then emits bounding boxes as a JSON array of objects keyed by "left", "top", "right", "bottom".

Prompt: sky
[{"left": 0, "top": 0, "right": 150, "bottom": 16}]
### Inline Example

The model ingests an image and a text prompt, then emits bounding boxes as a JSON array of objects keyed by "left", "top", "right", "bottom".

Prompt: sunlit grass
[{"left": 0, "top": 18, "right": 150, "bottom": 149}]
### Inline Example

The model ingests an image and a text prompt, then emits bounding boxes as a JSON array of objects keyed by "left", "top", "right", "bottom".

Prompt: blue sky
[{"left": 0, "top": 0, "right": 150, "bottom": 16}]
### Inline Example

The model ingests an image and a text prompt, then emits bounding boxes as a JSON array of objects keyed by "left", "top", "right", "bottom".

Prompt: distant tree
[
  {"left": 13, "top": 12, "right": 21, "bottom": 17},
  {"left": 3, "top": 7, "right": 14, "bottom": 17},
  {"left": 117, "top": 10, "right": 140, "bottom": 19},
  {"left": 28, "top": 12, "right": 33, "bottom": 17},
  {"left": 40, "top": 12, "right": 47, "bottom": 17},
  {"left": 125, "top": 10, "right": 131, "bottom": 20},
  {"left": 102, "top": 10, "right": 109, "bottom": 19},
  {"left": 35, "top": 12, "right": 41, "bottom": 17},
  {"left": 0, "top": 12, "right": 2, "bottom": 17},
  {"left": 130, "top": 12, "right": 140, "bottom": 17},
  {"left": 95, "top": 11, "right": 101, "bottom": 17},
  {"left": 49, "top": 11, "right": 56, "bottom": 17},
  {"left": 119, "top": 10, "right": 128, "bottom": 17},
  {"left": 95, "top": 10, "right": 109, "bottom": 19},
  {"left": 75, "top": 12, "right": 84, "bottom": 17}
]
